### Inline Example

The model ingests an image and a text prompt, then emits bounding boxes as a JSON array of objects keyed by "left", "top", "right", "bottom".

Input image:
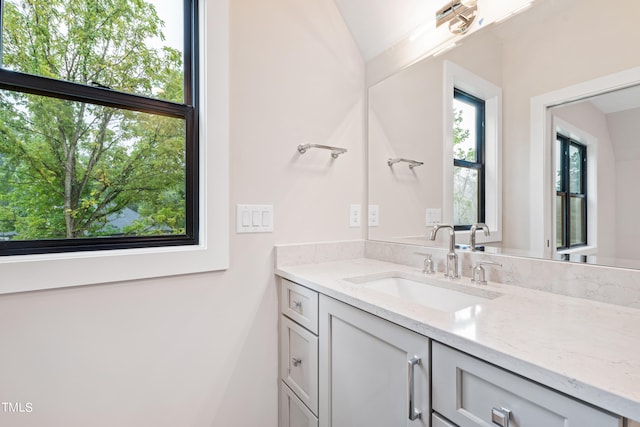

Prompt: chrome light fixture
[{"left": 436, "top": 0, "right": 478, "bottom": 34}]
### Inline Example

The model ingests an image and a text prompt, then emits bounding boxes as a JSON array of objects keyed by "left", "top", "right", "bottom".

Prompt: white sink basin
[{"left": 346, "top": 272, "right": 501, "bottom": 312}]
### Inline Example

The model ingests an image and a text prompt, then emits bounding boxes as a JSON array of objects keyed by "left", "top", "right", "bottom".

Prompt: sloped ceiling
[
  {"left": 334, "top": 0, "right": 442, "bottom": 61},
  {"left": 589, "top": 85, "right": 640, "bottom": 115}
]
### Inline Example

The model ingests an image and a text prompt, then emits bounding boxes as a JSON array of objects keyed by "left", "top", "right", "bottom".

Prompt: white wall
[
  {"left": 609, "top": 107, "right": 640, "bottom": 260},
  {"left": 0, "top": 0, "right": 364, "bottom": 426},
  {"left": 368, "top": 55, "right": 444, "bottom": 241},
  {"left": 615, "top": 160, "right": 640, "bottom": 260},
  {"left": 368, "top": 29, "right": 502, "bottom": 243}
]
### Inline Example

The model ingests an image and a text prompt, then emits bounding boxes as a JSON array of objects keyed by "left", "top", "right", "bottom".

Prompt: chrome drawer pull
[
  {"left": 408, "top": 356, "right": 422, "bottom": 420},
  {"left": 491, "top": 407, "right": 512, "bottom": 427},
  {"left": 292, "top": 357, "right": 302, "bottom": 367},
  {"left": 292, "top": 300, "right": 303, "bottom": 311}
]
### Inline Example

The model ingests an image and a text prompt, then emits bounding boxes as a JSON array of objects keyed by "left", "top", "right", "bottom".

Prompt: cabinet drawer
[
  {"left": 280, "top": 382, "right": 319, "bottom": 427},
  {"left": 281, "top": 279, "right": 318, "bottom": 334},
  {"left": 432, "top": 413, "right": 456, "bottom": 427},
  {"left": 281, "top": 315, "right": 319, "bottom": 415},
  {"left": 432, "top": 342, "right": 621, "bottom": 427}
]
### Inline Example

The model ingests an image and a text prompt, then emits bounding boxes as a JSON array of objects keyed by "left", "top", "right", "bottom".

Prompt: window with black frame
[
  {"left": 0, "top": 0, "right": 198, "bottom": 255},
  {"left": 556, "top": 134, "right": 587, "bottom": 249},
  {"left": 452, "top": 88, "right": 485, "bottom": 230}
]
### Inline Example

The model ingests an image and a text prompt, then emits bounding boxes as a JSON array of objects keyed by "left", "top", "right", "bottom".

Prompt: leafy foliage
[
  {"left": 0, "top": 0, "right": 186, "bottom": 239},
  {"left": 452, "top": 107, "right": 477, "bottom": 226},
  {"left": 453, "top": 108, "right": 472, "bottom": 161}
]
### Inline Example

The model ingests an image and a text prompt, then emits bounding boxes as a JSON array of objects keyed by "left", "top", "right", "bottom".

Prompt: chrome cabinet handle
[
  {"left": 292, "top": 357, "right": 302, "bottom": 367},
  {"left": 408, "top": 356, "right": 422, "bottom": 421},
  {"left": 292, "top": 300, "right": 303, "bottom": 311},
  {"left": 491, "top": 407, "right": 511, "bottom": 427}
]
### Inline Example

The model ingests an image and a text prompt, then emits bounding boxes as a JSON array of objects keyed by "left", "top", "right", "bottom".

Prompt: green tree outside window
[{"left": 0, "top": 0, "right": 189, "bottom": 242}]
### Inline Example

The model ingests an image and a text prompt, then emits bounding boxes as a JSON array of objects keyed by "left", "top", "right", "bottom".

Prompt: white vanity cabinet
[
  {"left": 431, "top": 342, "right": 622, "bottom": 427},
  {"left": 318, "top": 295, "right": 430, "bottom": 427},
  {"left": 278, "top": 276, "right": 628, "bottom": 427}
]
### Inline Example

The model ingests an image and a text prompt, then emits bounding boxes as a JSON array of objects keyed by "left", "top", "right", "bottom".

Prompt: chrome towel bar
[
  {"left": 388, "top": 158, "right": 424, "bottom": 169},
  {"left": 297, "top": 143, "right": 347, "bottom": 159}
]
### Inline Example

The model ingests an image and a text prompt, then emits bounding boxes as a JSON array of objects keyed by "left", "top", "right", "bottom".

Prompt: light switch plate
[
  {"left": 237, "top": 204, "right": 274, "bottom": 233},
  {"left": 349, "top": 204, "right": 361, "bottom": 227},
  {"left": 368, "top": 205, "right": 379, "bottom": 227}
]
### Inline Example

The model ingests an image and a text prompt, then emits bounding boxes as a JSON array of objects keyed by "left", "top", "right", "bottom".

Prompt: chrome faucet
[
  {"left": 470, "top": 223, "right": 490, "bottom": 251},
  {"left": 429, "top": 224, "right": 459, "bottom": 278}
]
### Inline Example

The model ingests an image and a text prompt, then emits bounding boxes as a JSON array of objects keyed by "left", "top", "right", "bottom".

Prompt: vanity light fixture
[
  {"left": 388, "top": 158, "right": 424, "bottom": 169},
  {"left": 436, "top": 0, "right": 478, "bottom": 34},
  {"left": 297, "top": 143, "right": 347, "bottom": 159}
]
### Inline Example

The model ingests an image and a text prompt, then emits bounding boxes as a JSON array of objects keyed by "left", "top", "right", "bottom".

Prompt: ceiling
[
  {"left": 589, "top": 85, "right": 640, "bottom": 115},
  {"left": 334, "top": 0, "right": 442, "bottom": 61}
]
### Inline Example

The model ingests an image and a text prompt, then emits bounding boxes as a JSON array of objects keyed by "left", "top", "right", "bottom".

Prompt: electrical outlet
[
  {"left": 426, "top": 208, "right": 441, "bottom": 226},
  {"left": 368, "top": 205, "right": 379, "bottom": 227},
  {"left": 349, "top": 204, "right": 361, "bottom": 227}
]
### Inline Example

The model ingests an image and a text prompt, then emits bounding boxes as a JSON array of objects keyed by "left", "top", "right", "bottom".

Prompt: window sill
[
  {"left": 454, "top": 229, "right": 503, "bottom": 246},
  {"left": 0, "top": 244, "right": 227, "bottom": 294},
  {"left": 557, "top": 246, "right": 597, "bottom": 256}
]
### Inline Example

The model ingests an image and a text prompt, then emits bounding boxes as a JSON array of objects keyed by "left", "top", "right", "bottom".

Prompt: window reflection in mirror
[
  {"left": 453, "top": 88, "right": 485, "bottom": 229},
  {"left": 548, "top": 82, "right": 640, "bottom": 266},
  {"left": 555, "top": 134, "right": 587, "bottom": 250}
]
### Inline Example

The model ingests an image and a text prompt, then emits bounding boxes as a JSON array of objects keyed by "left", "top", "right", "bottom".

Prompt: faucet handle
[
  {"left": 414, "top": 252, "right": 436, "bottom": 274},
  {"left": 477, "top": 260, "right": 501, "bottom": 267},
  {"left": 471, "top": 261, "right": 502, "bottom": 285}
]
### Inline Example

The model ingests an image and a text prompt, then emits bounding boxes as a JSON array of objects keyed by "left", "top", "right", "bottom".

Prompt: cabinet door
[
  {"left": 319, "top": 295, "right": 429, "bottom": 427},
  {"left": 280, "top": 382, "right": 319, "bottom": 427}
]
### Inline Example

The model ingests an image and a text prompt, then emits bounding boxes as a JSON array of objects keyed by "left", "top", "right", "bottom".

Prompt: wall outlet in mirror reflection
[
  {"left": 368, "top": 205, "right": 379, "bottom": 227},
  {"left": 426, "top": 208, "right": 442, "bottom": 226},
  {"left": 349, "top": 204, "right": 362, "bottom": 227}
]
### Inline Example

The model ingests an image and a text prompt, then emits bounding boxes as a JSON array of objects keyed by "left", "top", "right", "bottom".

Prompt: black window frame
[
  {"left": 556, "top": 134, "right": 587, "bottom": 250},
  {"left": 0, "top": 0, "right": 199, "bottom": 256},
  {"left": 453, "top": 88, "right": 485, "bottom": 231}
]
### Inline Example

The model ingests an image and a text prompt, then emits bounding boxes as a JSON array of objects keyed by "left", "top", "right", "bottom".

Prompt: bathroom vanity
[
  {"left": 275, "top": 243, "right": 640, "bottom": 427},
  {"left": 277, "top": 0, "right": 640, "bottom": 425}
]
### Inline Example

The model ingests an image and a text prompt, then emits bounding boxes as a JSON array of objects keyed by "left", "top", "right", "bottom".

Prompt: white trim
[
  {"left": 530, "top": 66, "right": 640, "bottom": 258},
  {"left": 0, "top": 0, "right": 230, "bottom": 294},
  {"left": 443, "top": 61, "right": 502, "bottom": 244}
]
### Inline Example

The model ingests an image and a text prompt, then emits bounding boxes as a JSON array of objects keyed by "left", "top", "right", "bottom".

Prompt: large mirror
[{"left": 368, "top": 0, "right": 640, "bottom": 269}]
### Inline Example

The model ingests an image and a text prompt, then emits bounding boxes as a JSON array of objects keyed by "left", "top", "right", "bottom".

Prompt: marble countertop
[{"left": 275, "top": 257, "right": 640, "bottom": 421}]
